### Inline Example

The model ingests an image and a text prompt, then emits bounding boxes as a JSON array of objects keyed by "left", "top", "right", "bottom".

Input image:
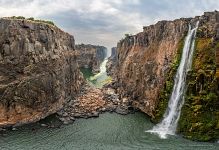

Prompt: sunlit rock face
[
  {"left": 112, "top": 18, "right": 191, "bottom": 116},
  {"left": 0, "top": 18, "right": 84, "bottom": 127},
  {"left": 75, "top": 44, "right": 107, "bottom": 73},
  {"left": 112, "top": 11, "right": 219, "bottom": 118}
]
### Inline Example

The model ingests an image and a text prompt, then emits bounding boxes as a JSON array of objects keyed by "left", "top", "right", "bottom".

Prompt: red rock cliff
[{"left": 112, "top": 18, "right": 195, "bottom": 116}]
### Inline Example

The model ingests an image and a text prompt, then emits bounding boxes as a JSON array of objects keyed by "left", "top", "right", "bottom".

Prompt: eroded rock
[{"left": 0, "top": 18, "right": 84, "bottom": 127}]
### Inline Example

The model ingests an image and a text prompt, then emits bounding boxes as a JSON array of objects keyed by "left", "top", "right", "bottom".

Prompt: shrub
[
  {"left": 27, "top": 17, "right": 34, "bottom": 21},
  {"left": 16, "top": 16, "right": 25, "bottom": 19}
]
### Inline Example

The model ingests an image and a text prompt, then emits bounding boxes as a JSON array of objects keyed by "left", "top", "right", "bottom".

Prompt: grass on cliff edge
[{"left": 8, "top": 16, "right": 55, "bottom": 26}]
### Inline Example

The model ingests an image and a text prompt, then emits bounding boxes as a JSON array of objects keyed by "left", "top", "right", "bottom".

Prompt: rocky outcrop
[
  {"left": 75, "top": 44, "right": 107, "bottom": 73},
  {"left": 106, "top": 47, "right": 117, "bottom": 76},
  {"left": 0, "top": 18, "right": 84, "bottom": 127}
]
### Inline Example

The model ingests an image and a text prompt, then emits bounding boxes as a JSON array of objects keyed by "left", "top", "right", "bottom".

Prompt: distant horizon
[{"left": 0, "top": 0, "right": 219, "bottom": 49}]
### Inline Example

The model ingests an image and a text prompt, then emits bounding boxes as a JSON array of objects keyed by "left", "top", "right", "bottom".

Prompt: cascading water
[
  {"left": 90, "top": 49, "right": 111, "bottom": 84},
  {"left": 147, "top": 22, "right": 199, "bottom": 139}
]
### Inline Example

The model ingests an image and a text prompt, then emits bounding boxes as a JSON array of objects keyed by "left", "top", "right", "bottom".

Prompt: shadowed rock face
[
  {"left": 75, "top": 44, "right": 107, "bottom": 73},
  {"left": 0, "top": 18, "right": 84, "bottom": 127}
]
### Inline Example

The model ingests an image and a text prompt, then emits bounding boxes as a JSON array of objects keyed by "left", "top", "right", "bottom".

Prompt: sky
[{"left": 0, "top": 0, "right": 219, "bottom": 49}]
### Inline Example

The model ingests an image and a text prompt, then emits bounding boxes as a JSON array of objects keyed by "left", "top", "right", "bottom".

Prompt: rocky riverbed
[{"left": 56, "top": 84, "right": 134, "bottom": 124}]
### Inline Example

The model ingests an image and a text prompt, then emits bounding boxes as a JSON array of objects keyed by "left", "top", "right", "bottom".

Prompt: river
[{"left": 0, "top": 113, "right": 218, "bottom": 150}]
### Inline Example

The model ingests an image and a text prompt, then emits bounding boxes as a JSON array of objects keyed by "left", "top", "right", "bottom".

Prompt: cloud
[{"left": 0, "top": 0, "right": 219, "bottom": 49}]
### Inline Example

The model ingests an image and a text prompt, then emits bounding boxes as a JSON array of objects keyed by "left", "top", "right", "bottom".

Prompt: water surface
[{"left": 0, "top": 113, "right": 218, "bottom": 150}]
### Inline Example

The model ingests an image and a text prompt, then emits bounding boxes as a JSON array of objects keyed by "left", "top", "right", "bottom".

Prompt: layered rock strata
[
  {"left": 112, "top": 18, "right": 192, "bottom": 116},
  {"left": 0, "top": 18, "right": 84, "bottom": 127}
]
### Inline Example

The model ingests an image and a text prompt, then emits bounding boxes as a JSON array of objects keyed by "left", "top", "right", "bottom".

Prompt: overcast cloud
[{"left": 0, "top": 0, "right": 219, "bottom": 48}]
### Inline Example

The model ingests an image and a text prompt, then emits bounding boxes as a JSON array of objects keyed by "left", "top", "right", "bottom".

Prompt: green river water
[
  {"left": 0, "top": 113, "right": 218, "bottom": 150},
  {"left": 0, "top": 67, "right": 218, "bottom": 150}
]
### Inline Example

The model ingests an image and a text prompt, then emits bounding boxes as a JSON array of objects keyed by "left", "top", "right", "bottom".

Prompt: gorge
[{"left": 0, "top": 11, "right": 218, "bottom": 150}]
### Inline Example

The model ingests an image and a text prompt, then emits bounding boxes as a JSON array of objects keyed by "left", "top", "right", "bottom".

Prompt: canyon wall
[
  {"left": 75, "top": 44, "right": 107, "bottom": 73},
  {"left": 111, "top": 11, "right": 219, "bottom": 141},
  {"left": 112, "top": 18, "right": 192, "bottom": 116},
  {"left": 106, "top": 47, "right": 117, "bottom": 76},
  {"left": 178, "top": 11, "right": 219, "bottom": 141},
  {"left": 0, "top": 18, "right": 84, "bottom": 127}
]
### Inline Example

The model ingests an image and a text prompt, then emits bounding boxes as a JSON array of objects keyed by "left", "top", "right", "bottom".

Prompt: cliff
[
  {"left": 75, "top": 44, "right": 107, "bottom": 73},
  {"left": 111, "top": 11, "right": 219, "bottom": 141},
  {"left": 0, "top": 18, "right": 84, "bottom": 127},
  {"left": 106, "top": 47, "right": 117, "bottom": 76},
  {"left": 178, "top": 11, "right": 219, "bottom": 141},
  {"left": 112, "top": 18, "right": 192, "bottom": 116}
]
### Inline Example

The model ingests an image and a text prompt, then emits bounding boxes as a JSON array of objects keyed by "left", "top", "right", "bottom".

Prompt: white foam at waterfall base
[{"left": 146, "top": 22, "right": 199, "bottom": 139}]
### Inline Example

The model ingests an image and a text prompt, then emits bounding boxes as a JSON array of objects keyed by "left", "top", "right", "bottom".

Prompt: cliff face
[
  {"left": 0, "top": 18, "right": 84, "bottom": 127},
  {"left": 75, "top": 44, "right": 107, "bottom": 73},
  {"left": 112, "top": 18, "right": 192, "bottom": 116},
  {"left": 178, "top": 12, "right": 219, "bottom": 141},
  {"left": 111, "top": 11, "right": 219, "bottom": 141},
  {"left": 106, "top": 47, "right": 117, "bottom": 76}
]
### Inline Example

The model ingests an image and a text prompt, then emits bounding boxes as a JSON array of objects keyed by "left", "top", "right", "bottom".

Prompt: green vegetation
[
  {"left": 177, "top": 37, "right": 219, "bottom": 141},
  {"left": 153, "top": 38, "right": 185, "bottom": 123},
  {"left": 27, "top": 17, "right": 34, "bottom": 21},
  {"left": 154, "top": 30, "right": 219, "bottom": 141},
  {"left": 12, "top": 16, "right": 25, "bottom": 19},
  {"left": 9, "top": 16, "right": 55, "bottom": 26},
  {"left": 125, "top": 33, "right": 132, "bottom": 38}
]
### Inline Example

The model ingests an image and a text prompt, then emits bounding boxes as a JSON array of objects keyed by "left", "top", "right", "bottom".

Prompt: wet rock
[
  {"left": 92, "top": 112, "right": 99, "bottom": 117},
  {"left": 12, "top": 127, "right": 17, "bottom": 131},
  {"left": 40, "top": 124, "right": 47, "bottom": 127},
  {"left": 115, "top": 106, "right": 129, "bottom": 115},
  {"left": 0, "top": 128, "right": 6, "bottom": 132}
]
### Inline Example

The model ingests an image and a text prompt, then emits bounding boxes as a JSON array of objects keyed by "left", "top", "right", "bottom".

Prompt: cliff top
[
  {"left": 3, "top": 16, "right": 55, "bottom": 26},
  {"left": 143, "top": 10, "right": 219, "bottom": 32},
  {"left": 0, "top": 16, "right": 73, "bottom": 39}
]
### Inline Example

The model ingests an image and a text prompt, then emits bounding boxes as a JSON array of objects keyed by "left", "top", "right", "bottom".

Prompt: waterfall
[{"left": 147, "top": 22, "right": 199, "bottom": 139}]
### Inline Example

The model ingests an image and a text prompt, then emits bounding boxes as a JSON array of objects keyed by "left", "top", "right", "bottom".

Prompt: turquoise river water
[{"left": 0, "top": 113, "right": 218, "bottom": 150}]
